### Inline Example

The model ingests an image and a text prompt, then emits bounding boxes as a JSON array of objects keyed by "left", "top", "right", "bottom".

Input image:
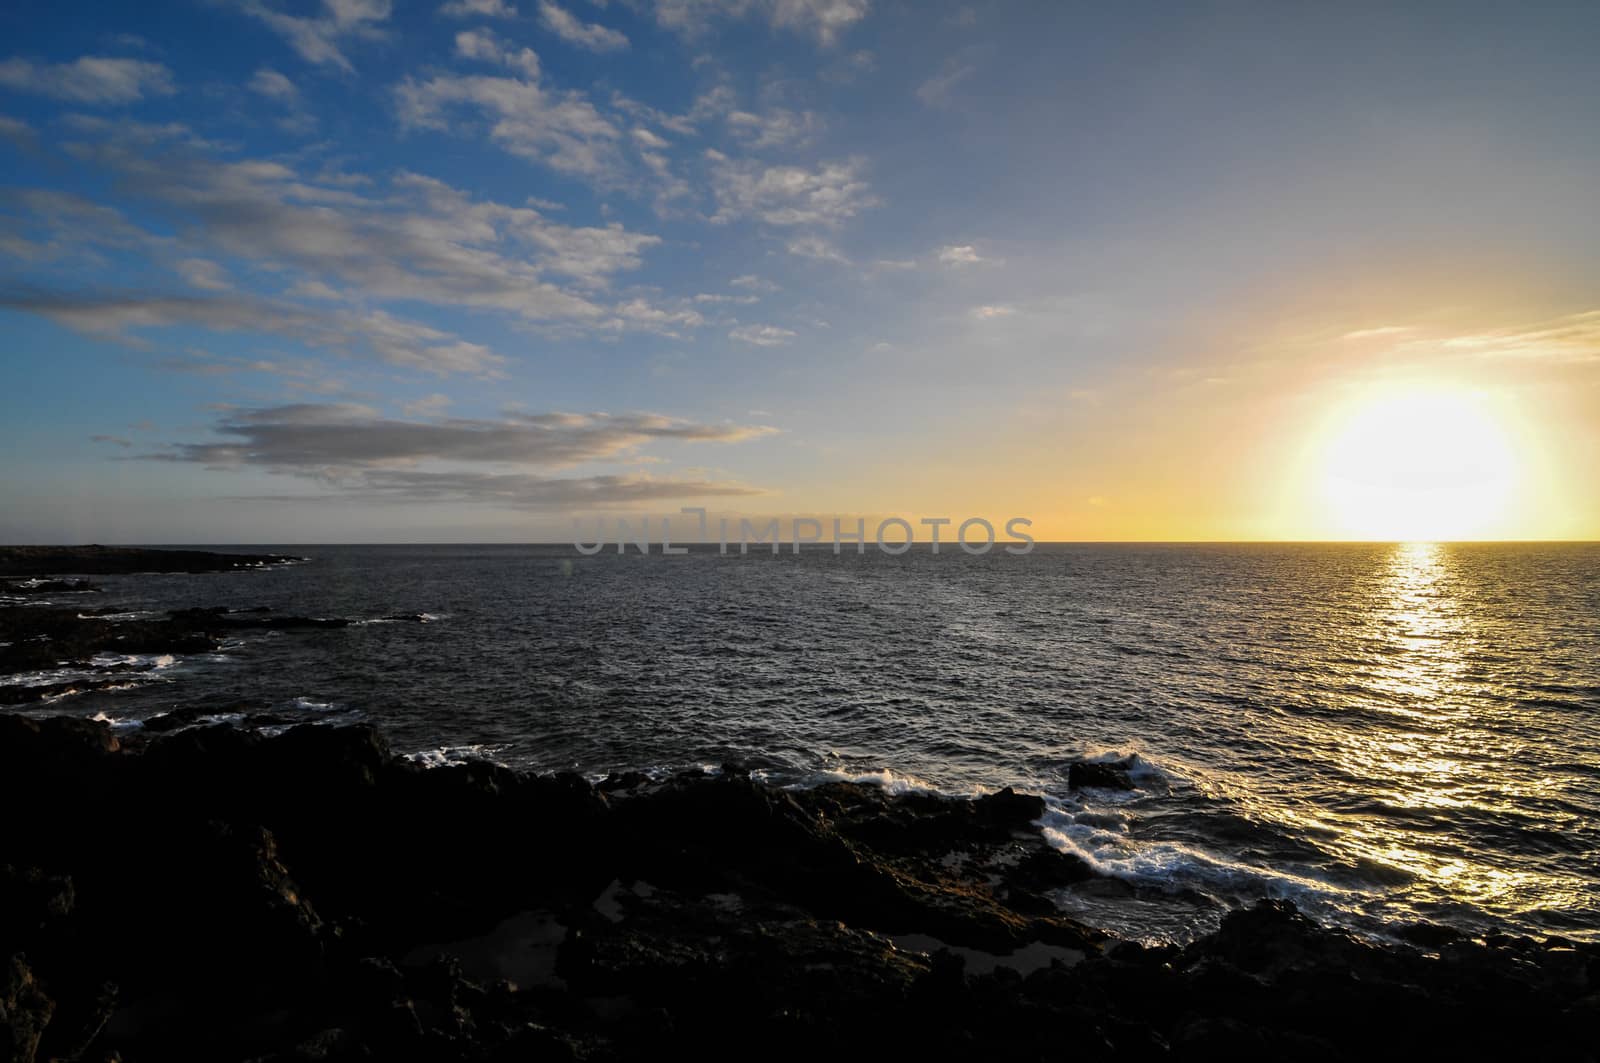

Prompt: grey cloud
[
  {"left": 0, "top": 56, "right": 175, "bottom": 104},
  {"left": 137, "top": 403, "right": 774, "bottom": 508},
  {"left": 150, "top": 403, "right": 777, "bottom": 469},
  {"left": 1, "top": 287, "right": 507, "bottom": 377}
]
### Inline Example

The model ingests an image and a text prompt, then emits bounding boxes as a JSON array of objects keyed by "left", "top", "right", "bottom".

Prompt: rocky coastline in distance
[
  {"left": 3, "top": 715, "right": 1597, "bottom": 1062},
  {"left": 0, "top": 546, "right": 301, "bottom": 579}
]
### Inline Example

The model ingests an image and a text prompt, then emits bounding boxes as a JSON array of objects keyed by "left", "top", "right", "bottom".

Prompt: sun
[{"left": 1314, "top": 386, "right": 1521, "bottom": 541}]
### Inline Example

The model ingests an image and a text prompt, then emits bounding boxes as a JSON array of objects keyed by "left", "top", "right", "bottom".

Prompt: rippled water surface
[{"left": 15, "top": 542, "right": 1600, "bottom": 943}]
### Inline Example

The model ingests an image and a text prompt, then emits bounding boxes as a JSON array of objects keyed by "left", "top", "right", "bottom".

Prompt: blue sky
[{"left": 3, "top": 1, "right": 1599, "bottom": 542}]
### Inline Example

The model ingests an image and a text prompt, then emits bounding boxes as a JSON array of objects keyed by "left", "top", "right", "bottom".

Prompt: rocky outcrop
[
  {"left": 0, "top": 546, "right": 296, "bottom": 578},
  {"left": 1, "top": 714, "right": 1596, "bottom": 1061}
]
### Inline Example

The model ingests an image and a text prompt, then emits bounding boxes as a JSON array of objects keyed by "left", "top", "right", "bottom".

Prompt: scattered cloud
[
  {"left": 0, "top": 55, "right": 174, "bottom": 104},
  {"left": 453, "top": 28, "right": 542, "bottom": 77},
  {"left": 61, "top": 128, "right": 663, "bottom": 323},
  {"left": 538, "top": 1, "right": 629, "bottom": 52},
  {"left": 397, "top": 71, "right": 623, "bottom": 179},
  {"left": 231, "top": 0, "right": 392, "bottom": 73},
  {"left": 708, "top": 153, "right": 877, "bottom": 227},
  {"left": 785, "top": 234, "right": 847, "bottom": 263},
  {"left": 726, "top": 107, "right": 822, "bottom": 149},
  {"left": 439, "top": 0, "right": 516, "bottom": 15},
  {"left": 653, "top": 0, "right": 870, "bottom": 46},
  {"left": 729, "top": 323, "right": 796, "bottom": 346}
]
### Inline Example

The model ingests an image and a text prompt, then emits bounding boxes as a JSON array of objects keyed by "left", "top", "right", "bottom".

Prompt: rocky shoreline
[
  {"left": 2, "top": 715, "right": 1596, "bottom": 1061},
  {"left": 0, "top": 547, "right": 299, "bottom": 579}
]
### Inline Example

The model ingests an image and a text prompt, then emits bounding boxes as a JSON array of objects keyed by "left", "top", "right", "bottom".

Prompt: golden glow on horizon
[{"left": 1311, "top": 386, "right": 1522, "bottom": 541}]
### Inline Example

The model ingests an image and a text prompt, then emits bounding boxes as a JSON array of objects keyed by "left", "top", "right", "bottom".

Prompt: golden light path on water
[{"left": 1274, "top": 542, "right": 1584, "bottom": 923}]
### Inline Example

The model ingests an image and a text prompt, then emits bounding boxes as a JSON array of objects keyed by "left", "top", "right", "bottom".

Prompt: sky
[{"left": 2, "top": 0, "right": 1598, "bottom": 543}]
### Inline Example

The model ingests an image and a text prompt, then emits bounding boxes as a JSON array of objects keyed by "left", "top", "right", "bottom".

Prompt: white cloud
[
  {"left": 729, "top": 274, "right": 778, "bottom": 292},
  {"left": 729, "top": 323, "right": 796, "bottom": 346},
  {"left": 970, "top": 304, "right": 1014, "bottom": 320},
  {"left": 653, "top": 0, "right": 869, "bottom": 45},
  {"left": 538, "top": 1, "right": 629, "bottom": 52},
  {"left": 231, "top": 0, "right": 392, "bottom": 73},
  {"left": 937, "top": 244, "right": 988, "bottom": 266},
  {"left": 453, "top": 28, "right": 542, "bottom": 76},
  {"left": 398, "top": 72, "right": 623, "bottom": 180},
  {"left": 708, "top": 153, "right": 877, "bottom": 227},
  {"left": 785, "top": 234, "right": 847, "bottom": 263},
  {"left": 726, "top": 107, "right": 822, "bottom": 149},
  {"left": 0, "top": 56, "right": 174, "bottom": 104}
]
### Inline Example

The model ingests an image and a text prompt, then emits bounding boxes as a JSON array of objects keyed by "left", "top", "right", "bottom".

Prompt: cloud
[
  {"left": 726, "top": 108, "right": 822, "bottom": 149},
  {"left": 916, "top": 62, "right": 974, "bottom": 107},
  {"left": 785, "top": 234, "right": 847, "bottom": 263},
  {"left": 0, "top": 187, "right": 154, "bottom": 262},
  {"left": 538, "top": 1, "right": 629, "bottom": 52},
  {"left": 0, "top": 114, "right": 34, "bottom": 149},
  {"left": 653, "top": 0, "right": 869, "bottom": 45},
  {"left": 1434, "top": 311, "right": 1600, "bottom": 365},
  {"left": 0, "top": 56, "right": 174, "bottom": 104},
  {"left": 138, "top": 402, "right": 774, "bottom": 507},
  {"left": 402, "top": 393, "right": 454, "bottom": 417},
  {"left": 64, "top": 130, "right": 661, "bottom": 318},
  {"left": 397, "top": 71, "right": 623, "bottom": 180},
  {"left": 0, "top": 287, "right": 508, "bottom": 377},
  {"left": 453, "top": 28, "right": 542, "bottom": 77},
  {"left": 439, "top": 0, "right": 516, "bottom": 15},
  {"left": 248, "top": 67, "right": 298, "bottom": 102},
  {"left": 231, "top": 0, "right": 392, "bottom": 73},
  {"left": 248, "top": 68, "right": 317, "bottom": 132},
  {"left": 729, "top": 274, "right": 778, "bottom": 292},
  {"left": 91, "top": 434, "right": 133, "bottom": 448},
  {"left": 708, "top": 153, "right": 877, "bottom": 227},
  {"left": 729, "top": 323, "right": 796, "bottom": 346},
  {"left": 934, "top": 243, "right": 992, "bottom": 265},
  {"left": 970, "top": 304, "right": 1014, "bottom": 320},
  {"left": 176, "top": 258, "right": 232, "bottom": 291}
]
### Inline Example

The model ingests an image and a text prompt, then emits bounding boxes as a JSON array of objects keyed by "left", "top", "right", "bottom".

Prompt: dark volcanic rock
[
  {"left": 0, "top": 545, "right": 296, "bottom": 578},
  {"left": 1068, "top": 757, "right": 1137, "bottom": 791},
  {"left": 0, "top": 714, "right": 1596, "bottom": 1062}
]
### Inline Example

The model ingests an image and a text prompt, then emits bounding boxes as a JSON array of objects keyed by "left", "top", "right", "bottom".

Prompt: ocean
[{"left": 9, "top": 541, "right": 1600, "bottom": 945}]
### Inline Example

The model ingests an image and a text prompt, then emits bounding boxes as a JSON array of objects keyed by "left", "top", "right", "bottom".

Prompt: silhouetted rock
[
  {"left": 1, "top": 713, "right": 1596, "bottom": 1062},
  {"left": 1068, "top": 757, "right": 1137, "bottom": 790},
  {"left": 0, "top": 546, "right": 296, "bottom": 578}
]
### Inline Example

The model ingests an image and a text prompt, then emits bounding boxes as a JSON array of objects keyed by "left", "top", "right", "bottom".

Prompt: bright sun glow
[{"left": 1316, "top": 387, "right": 1522, "bottom": 541}]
